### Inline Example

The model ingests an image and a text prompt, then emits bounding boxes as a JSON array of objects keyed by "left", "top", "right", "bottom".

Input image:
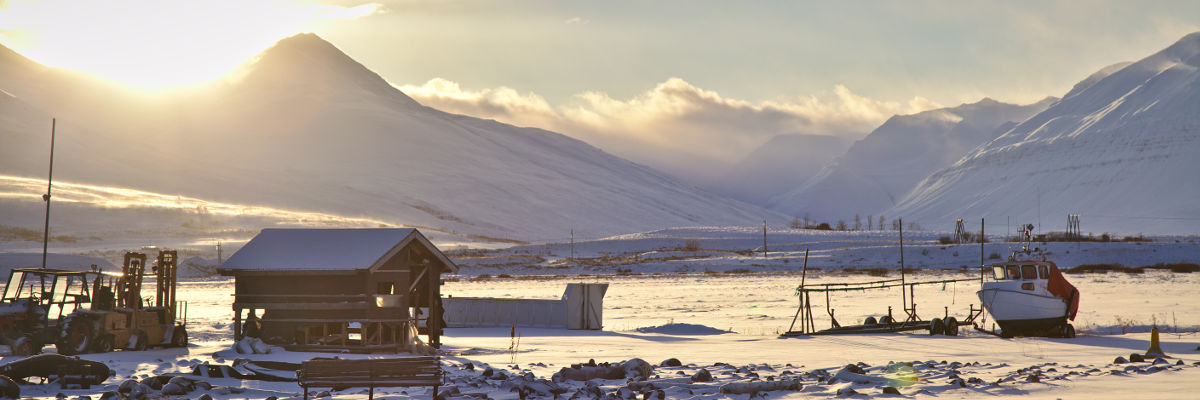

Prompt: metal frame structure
[{"left": 782, "top": 218, "right": 987, "bottom": 336}]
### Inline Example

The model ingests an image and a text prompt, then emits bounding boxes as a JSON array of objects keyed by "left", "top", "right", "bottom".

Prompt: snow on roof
[{"left": 218, "top": 228, "right": 436, "bottom": 272}]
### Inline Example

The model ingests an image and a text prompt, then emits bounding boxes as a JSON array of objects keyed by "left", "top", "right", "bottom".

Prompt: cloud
[
  {"left": 565, "top": 17, "right": 587, "bottom": 24},
  {"left": 401, "top": 77, "right": 939, "bottom": 182}
]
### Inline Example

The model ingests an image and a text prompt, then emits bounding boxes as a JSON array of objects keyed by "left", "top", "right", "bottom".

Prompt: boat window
[
  {"left": 1039, "top": 265, "right": 1049, "bottom": 279},
  {"left": 992, "top": 266, "right": 1007, "bottom": 280},
  {"left": 1021, "top": 265, "right": 1037, "bottom": 280},
  {"left": 1006, "top": 265, "right": 1020, "bottom": 280}
]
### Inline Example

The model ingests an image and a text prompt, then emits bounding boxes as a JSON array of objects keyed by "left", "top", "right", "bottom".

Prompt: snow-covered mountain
[
  {"left": 768, "top": 97, "right": 1056, "bottom": 222},
  {"left": 0, "top": 34, "right": 783, "bottom": 243},
  {"left": 890, "top": 32, "right": 1200, "bottom": 234},
  {"left": 710, "top": 134, "right": 851, "bottom": 205}
]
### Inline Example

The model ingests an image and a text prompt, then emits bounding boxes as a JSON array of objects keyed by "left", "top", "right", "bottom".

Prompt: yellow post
[{"left": 1145, "top": 327, "right": 1168, "bottom": 358}]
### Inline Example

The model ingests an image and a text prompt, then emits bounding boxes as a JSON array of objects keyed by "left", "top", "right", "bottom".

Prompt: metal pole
[
  {"left": 899, "top": 218, "right": 906, "bottom": 311},
  {"left": 41, "top": 118, "right": 56, "bottom": 270},
  {"left": 787, "top": 249, "right": 810, "bottom": 333},
  {"left": 980, "top": 218, "right": 985, "bottom": 285},
  {"left": 762, "top": 220, "right": 767, "bottom": 258}
]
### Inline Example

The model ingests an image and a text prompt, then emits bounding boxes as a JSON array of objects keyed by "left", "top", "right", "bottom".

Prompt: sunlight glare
[{"left": 0, "top": 0, "right": 381, "bottom": 91}]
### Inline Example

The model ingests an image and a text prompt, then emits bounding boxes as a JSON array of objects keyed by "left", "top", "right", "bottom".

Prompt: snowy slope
[
  {"left": 891, "top": 32, "right": 1200, "bottom": 235},
  {"left": 0, "top": 34, "right": 783, "bottom": 243},
  {"left": 768, "top": 97, "right": 1055, "bottom": 222},
  {"left": 710, "top": 134, "right": 851, "bottom": 205}
]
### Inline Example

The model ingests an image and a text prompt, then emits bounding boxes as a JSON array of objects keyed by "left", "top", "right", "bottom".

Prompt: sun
[{"left": 0, "top": 0, "right": 380, "bottom": 91}]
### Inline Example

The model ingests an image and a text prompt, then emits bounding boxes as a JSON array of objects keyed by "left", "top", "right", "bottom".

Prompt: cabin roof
[{"left": 217, "top": 228, "right": 457, "bottom": 273}]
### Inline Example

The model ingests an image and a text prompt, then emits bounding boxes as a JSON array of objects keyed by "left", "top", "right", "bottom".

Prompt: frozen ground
[
  {"left": 1, "top": 227, "right": 1198, "bottom": 398},
  {"left": 2, "top": 268, "right": 1198, "bottom": 399}
]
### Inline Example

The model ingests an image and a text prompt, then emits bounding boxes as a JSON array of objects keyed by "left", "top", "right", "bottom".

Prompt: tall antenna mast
[{"left": 41, "top": 118, "right": 56, "bottom": 270}]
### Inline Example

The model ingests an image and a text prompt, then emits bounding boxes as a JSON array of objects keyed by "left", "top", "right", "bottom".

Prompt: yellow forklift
[{"left": 56, "top": 250, "right": 188, "bottom": 355}]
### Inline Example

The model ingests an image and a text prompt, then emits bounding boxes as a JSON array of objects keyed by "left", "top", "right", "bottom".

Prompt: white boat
[{"left": 977, "top": 248, "right": 1079, "bottom": 338}]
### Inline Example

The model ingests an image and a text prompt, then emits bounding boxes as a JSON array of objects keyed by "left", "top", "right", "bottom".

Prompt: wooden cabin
[{"left": 217, "top": 228, "right": 457, "bottom": 352}]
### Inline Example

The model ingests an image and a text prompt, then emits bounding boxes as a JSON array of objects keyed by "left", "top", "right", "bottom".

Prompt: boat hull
[{"left": 978, "top": 286, "right": 1068, "bottom": 335}]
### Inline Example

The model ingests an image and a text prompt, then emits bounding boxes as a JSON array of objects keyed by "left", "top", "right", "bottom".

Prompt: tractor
[
  {"left": 0, "top": 267, "right": 110, "bottom": 356},
  {"left": 56, "top": 250, "right": 188, "bottom": 355}
]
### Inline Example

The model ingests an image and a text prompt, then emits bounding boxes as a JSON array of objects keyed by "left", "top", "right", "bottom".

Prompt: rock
[
  {"left": 1177, "top": 360, "right": 1185, "bottom": 366},
  {"left": 73, "top": 396, "right": 91, "bottom": 400},
  {"left": 843, "top": 363, "right": 866, "bottom": 374},
  {"left": 196, "top": 395, "right": 213, "bottom": 400},
  {"left": 950, "top": 377, "right": 966, "bottom": 387},
  {"left": 622, "top": 358, "right": 654, "bottom": 381},
  {"left": 314, "top": 391, "right": 331, "bottom": 398},
  {"left": 660, "top": 358, "right": 682, "bottom": 367},
  {"left": 882, "top": 386, "right": 901, "bottom": 395},
  {"left": 194, "top": 380, "right": 212, "bottom": 391},
  {"left": 264, "top": 397, "right": 277, "bottom": 400},
  {"left": 690, "top": 369, "right": 713, "bottom": 382},
  {"left": 1026, "top": 374, "right": 1040, "bottom": 383},
  {"left": 1129, "top": 353, "right": 1145, "bottom": 363},
  {"left": 482, "top": 367, "right": 494, "bottom": 377},
  {"left": 117, "top": 379, "right": 139, "bottom": 395},
  {"left": 718, "top": 380, "right": 801, "bottom": 394},
  {"left": 836, "top": 388, "right": 858, "bottom": 396},
  {"left": 167, "top": 376, "right": 195, "bottom": 392},
  {"left": 56, "top": 393, "right": 67, "bottom": 400},
  {"left": 161, "top": 383, "right": 186, "bottom": 396},
  {"left": 1153, "top": 358, "right": 1169, "bottom": 365},
  {"left": 463, "top": 362, "right": 475, "bottom": 370},
  {"left": 97, "top": 393, "right": 118, "bottom": 400},
  {"left": 128, "top": 384, "right": 152, "bottom": 400},
  {"left": 1113, "top": 357, "right": 1128, "bottom": 364}
]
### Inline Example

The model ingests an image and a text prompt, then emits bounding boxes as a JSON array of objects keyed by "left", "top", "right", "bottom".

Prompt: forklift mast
[{"left": 155, "top": 250, "right": 178, "bottom": 323}]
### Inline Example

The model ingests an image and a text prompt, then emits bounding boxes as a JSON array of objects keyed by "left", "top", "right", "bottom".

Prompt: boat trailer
[{"left": 781, "top": 220, "right": 988, "bottom": 337}]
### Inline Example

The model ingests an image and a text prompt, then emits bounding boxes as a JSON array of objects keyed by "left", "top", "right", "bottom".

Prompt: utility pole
[
  {"left": 762, "top": 220, "right": 767, "bottom": 258},
  {"left": 41, "top": 118, "right": 56, "bottom": 270},
  {"left": 570, "top": 229, "right": 575, "bottom": 265},
  {"left": 899, "top": 218, "right": 906, "bottom": 312}
]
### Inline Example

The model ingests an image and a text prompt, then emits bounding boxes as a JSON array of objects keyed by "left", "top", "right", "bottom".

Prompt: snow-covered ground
[
  {"left": 2, "top": 227, "right": 1198, "bottom": 398},
  {"left": 3, "top": 267, "right": 1199, "bottom": 398}
]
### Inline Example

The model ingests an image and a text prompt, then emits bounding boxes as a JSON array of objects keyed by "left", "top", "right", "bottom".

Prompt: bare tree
[
  {"left": 854, "top": 214, "right": 862, "bottom": 231},
  {"left": 791, "top": 216, "right": 804, "bottom": 229},
  {"left": 837, "top": 220, "right": 848, "bottom": 231},
  {"left": 878, "top": 214, "right": 886, "bottom": 230},
  {"left": 867, "top": 215, "right": 873, "bottom": 231}
]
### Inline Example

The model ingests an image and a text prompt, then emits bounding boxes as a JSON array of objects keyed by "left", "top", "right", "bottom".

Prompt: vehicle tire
[
  {"left": 130, "top": 330, "right": 148, "bottom": 351},
  {"left": 58, "top": 318, "right": 93, "bottom": 355},
  {"left": 879, "top": 315, "right": 894, "bottom": 325},
  {"left": 944, "top": 317, "right": 959, "bottom": 337},
  {"left": 1063, "top": 324, "right": 1076, "bottom": 339},
  {"left": 92, "top": 334, "right": 115, "bottom": 353},
  {"left": 12, "top": 335, "right": 38, "bottom": 356},
  {"left": 864, "top": 316, "right": 878, "bottom": 326},
  {"left": 171, "top": 326, "right": 188, "bottom": 348},
  {"left": 929, "top": 318, "right": 944, "bottom": 336}
]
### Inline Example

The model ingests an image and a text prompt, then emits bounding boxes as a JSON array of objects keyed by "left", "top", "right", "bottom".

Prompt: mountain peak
[{"left": 228, "top": 33, "right": 418, "bottom": 107}]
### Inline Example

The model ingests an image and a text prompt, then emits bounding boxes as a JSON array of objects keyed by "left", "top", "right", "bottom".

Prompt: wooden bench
[{"left": 298, "top": 357, "right": 443, "bottom": 399}]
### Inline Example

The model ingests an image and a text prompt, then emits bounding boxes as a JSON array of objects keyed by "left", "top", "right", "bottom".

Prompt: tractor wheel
[
  {"left": 58, "top": 318, "right": 93, "bottom": 355},
  {"left": 12, "top": 335, "right": 38, "bottom": 356},
  {"left": 171, "top": 326, "right": 188, "bottom": 348},
  {"left": 92, "top": 334, "right": 115, "bottom": 353},
  {"left": 929, "top": 318, "right": 945, "bottom": 336},
  {"left": 944, "top": 317, "right": 959, "bottom": 337},
  {"left": 130, "top": 330, "right": 148, "bottom": 351}
]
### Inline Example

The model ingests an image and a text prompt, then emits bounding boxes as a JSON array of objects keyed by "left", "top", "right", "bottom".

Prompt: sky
[{"left": 2, "top": 0, "right": 1198, "bottom": 180}]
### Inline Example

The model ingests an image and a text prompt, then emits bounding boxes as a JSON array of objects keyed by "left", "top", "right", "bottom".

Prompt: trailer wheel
[
  {"left": 12, "top": 335, "right": 38, "bottom": 356},
  {"left": 1062, "top": 324, "right": 1076, "bottom": 338},
  {"left": 58, "top": 318, "right": 93, "bottom": 355},
  {"left": 929, "top": 318, "right": 944, "bottom": 336},
  {"left": 92, "top": 334, "right": 115, "bottom": 353},
  {"left": 944, "top": 317, "right": 959, "bottom": 336},
  {"left": 879, "top": 315, "right": 894, "bottom": 325},
  {"left": 171, "top": 326, "right": 188, "bottom": 348},
  {"left": 864, "top": 316, "right": 878, "bottom": 326}
]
